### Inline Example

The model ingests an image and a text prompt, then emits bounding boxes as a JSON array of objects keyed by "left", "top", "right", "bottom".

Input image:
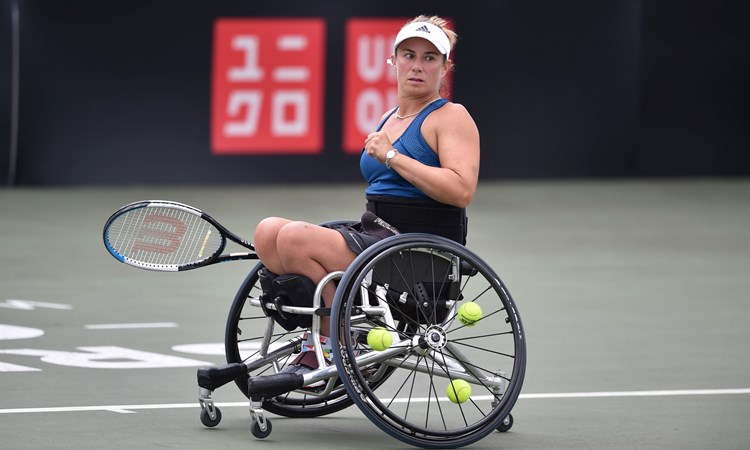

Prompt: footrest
[
  {"left": 248, "top": 373, "right": 304, "bottom": 399},
  {"left": 197, "top": 363, "right": 247, "bottom": 391}
]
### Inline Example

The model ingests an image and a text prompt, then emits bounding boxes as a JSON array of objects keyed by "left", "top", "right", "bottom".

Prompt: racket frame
[{"left": 103, "top": 200, "right": 257, "bottom": 272}]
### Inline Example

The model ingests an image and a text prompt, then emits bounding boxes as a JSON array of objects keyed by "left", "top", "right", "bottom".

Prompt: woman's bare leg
[
  {"left": 254, "top": 218, "right": 357, "bottom": 336},
  {"left": 253, "top": 217, "right": 292, "bottom": 275},
  {"left": 275, "top": 221, "right": 357, "bottom": 335}
]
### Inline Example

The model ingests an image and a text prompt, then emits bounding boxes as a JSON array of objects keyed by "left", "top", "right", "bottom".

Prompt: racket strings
[{"left": 109, "top": 206, "right": 223, "bottom": 266}]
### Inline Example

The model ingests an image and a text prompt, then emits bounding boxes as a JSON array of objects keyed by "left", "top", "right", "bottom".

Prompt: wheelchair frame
[{"left": 197, "top": 232, "right": 526, "bottom": 449}]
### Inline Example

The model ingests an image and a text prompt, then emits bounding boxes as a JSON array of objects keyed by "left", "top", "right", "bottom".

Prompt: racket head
[{"left": 103, "top": 200, "right": 226, "bottom": 271}]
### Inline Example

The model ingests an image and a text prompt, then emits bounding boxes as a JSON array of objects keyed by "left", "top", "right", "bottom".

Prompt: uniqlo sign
[
  {"left": 342, "top": 19, "right": 404, "bottom": 154},
  {"left": 211, "top": 19, "right": 326, "bottom": 154}
]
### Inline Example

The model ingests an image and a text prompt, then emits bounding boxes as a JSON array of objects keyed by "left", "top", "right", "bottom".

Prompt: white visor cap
[{"left": 393, "top": 22, "right": 451, "bottom": 60}]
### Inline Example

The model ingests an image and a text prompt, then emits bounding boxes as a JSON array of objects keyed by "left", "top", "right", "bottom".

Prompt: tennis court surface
[{"left": 2, "top": 179, "right": 749, "bottom": 449}]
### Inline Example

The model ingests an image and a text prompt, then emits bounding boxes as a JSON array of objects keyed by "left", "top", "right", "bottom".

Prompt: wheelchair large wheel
[
  {"left": 225, "top": 262, "right": 355, "bottom": 418},
  {"left": 331, "top": 234, "right": 526, "bottom": 449}
]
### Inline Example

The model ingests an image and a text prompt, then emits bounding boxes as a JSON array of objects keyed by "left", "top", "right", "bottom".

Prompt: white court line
[
  {"left": 1, "top": 388, "right": 748, "bottom": 415},
  {"left": 84, "top": 323, "right": 178, "bottom": 330},
  {"left": 519, "top": 388, "right": 750, "bottom": 399}
]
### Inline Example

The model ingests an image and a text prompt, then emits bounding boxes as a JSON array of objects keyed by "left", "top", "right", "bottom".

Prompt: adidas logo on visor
[{"left": 394, "top": 22, "right": 451, "bottom": 59}]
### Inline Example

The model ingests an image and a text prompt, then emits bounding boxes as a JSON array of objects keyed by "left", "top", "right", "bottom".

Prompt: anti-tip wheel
[
  {"left": 200, "top": 407, "right": 222, "bottom": 428},
  {"left": 496, "top": 413, "right": 514, "bottom": 432},
  {"left": 251, "top": 418, "right": 273, "bottom": 439}
]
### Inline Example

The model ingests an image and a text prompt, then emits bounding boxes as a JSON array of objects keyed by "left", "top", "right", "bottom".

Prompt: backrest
[{"left": 372, "top": 248, "right": 461, "bottom": 324}]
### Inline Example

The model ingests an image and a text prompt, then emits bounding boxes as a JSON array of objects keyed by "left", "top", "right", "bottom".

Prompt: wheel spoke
[
  {"left": 332, "top": 236, "right": 526, "bottom": 447},
  {"left": 225, "top": 263, "right": 357, "bottom": 418}
]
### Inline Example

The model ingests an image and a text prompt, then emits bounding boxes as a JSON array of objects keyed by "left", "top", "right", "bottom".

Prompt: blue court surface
[{"left": 1, "top": 179, "right": 749, "bottom": 449}]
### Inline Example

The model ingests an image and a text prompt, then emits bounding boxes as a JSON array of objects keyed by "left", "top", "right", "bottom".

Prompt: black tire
[
  {"left": 199, "top": 407, "right": 222, "bottom": 428},
  {"left": 496, "top": 413, "right": 514, "bottom": 432},
  {"left": 331, "top": 234, "right": 526, "bottom": 449},
  {"left": 251, "top": 418, "right": 272, "bottom": 439}
]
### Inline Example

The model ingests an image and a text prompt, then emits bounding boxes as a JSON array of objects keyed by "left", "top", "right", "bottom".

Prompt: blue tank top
[{"left": 360, "top": 98, "right": 448, "bottom": 199}]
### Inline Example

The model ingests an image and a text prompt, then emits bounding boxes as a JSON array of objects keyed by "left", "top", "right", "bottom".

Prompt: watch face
[{"left": 387, "top": 150, "right": 396, "bottom": 158}]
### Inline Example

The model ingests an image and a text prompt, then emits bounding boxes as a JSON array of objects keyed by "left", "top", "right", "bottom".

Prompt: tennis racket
[{"left": 103, "top": 200, "right": 258, "bottom": 272}]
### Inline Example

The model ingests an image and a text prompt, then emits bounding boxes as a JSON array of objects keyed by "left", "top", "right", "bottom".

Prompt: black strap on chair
[
  {"left": 259, "top": 269, "right": 316, "bottom": 331},
  {"left": 366, "top": 195, "right": 468, "bottom": 245}
]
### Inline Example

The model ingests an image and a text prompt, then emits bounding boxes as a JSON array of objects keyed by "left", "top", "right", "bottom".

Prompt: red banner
[
  {"left": 342, "top": 18, "right": 404, "bottom": 154},
  {"left": 211, "top": 19, "right": 326, "bottom": 154}
]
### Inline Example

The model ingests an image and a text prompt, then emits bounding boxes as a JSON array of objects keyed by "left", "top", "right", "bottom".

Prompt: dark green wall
[{"left": 1, "top": 0, "right": 748, "bottom": 185}]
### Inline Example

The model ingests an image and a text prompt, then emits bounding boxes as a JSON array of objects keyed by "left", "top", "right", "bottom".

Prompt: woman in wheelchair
[
  {"left": 201, "top": 15, "right": 525, "bottom": 447},
  {"left": 253, "top": 15, "right": 480, "bottom": 376}
]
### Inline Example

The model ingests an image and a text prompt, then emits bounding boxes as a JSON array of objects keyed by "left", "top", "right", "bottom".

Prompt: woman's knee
[
  {"left": 276, "top": 221, "right": 313, "bottom": 253},
  {"left": 254, "top": 217, "right": 291, "bottom": 260},
  {"left": 254, "top": 217, "right": 286, "bottom": 243}
]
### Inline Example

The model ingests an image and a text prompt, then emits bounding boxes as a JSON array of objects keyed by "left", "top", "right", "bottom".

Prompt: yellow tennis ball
[
  {"left": 367, "top": 327, "right": 392, "bottom": 351},
  {"left": 446, "top": 379, "right": 472, "bottom": 404},
  {"left": 458, "top": 302, "right": 483, "bottom": 327}
]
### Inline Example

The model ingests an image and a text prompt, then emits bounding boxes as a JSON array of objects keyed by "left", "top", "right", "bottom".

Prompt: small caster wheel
[
  {"left": 497, "top": 413, "right": 513, "bottom": 432},
  {"left": 251, "top": 418, "right": 272, "bottom": 439},
  {"left": 200, "top": 407, "right": 222, "bottom": 427}
]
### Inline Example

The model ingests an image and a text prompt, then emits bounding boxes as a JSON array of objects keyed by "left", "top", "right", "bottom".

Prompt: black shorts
[{"left": 329, "top": 210, "right": 399, "bottom": 254}]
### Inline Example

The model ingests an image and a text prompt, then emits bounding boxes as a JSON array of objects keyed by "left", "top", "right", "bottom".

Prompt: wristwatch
[{"left": 385, "top": 149, "right": 398, "bottom": 169}]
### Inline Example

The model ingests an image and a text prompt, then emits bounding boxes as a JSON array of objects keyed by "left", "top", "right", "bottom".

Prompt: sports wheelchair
[{"left": 196, "top": 231, "right": 526, "bottom": 449}]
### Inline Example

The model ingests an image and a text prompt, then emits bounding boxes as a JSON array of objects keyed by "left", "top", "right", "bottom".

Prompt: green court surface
[{"left": 1, "top": 179, "right": 749, "bottom": 449}]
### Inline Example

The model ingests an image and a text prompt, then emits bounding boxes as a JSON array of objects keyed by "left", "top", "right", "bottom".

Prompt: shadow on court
[{"left": 1, "top": 179, "right": 749, "bottom": 449}]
